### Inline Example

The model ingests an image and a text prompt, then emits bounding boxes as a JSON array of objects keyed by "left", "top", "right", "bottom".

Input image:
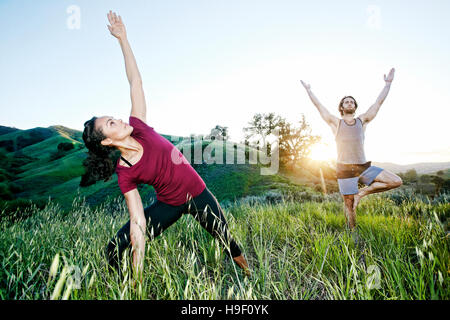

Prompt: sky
[{"left": 0, "top": 0, "right": 449, "bottom": 165}]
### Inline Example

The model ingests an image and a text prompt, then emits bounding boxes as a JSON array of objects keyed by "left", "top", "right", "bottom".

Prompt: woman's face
[{"left": 95, "top": 116, "right": 133, "bottom": 145}]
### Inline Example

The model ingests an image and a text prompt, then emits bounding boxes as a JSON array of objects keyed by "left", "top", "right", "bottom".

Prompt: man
[{"left": 300, "top": 68, "right": 402, "bottom": 229}]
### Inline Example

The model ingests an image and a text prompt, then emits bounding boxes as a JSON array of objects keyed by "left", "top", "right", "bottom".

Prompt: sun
[{"left": 309, "top": 142, "right": 335, "bottom": 161}]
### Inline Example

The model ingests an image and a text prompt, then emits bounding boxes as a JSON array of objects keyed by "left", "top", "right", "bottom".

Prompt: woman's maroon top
[{"left": 116, "top": 116, "right": 206, "bottom": 206}]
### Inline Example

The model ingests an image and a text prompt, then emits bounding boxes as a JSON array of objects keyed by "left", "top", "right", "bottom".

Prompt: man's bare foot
[{"left": 353, "top": 193, "right": 362, "bottom": 212}]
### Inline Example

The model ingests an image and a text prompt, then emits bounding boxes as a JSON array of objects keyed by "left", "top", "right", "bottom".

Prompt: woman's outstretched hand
[
  {"left": 384, "top": 68, "right": 395, "bottom": 84},
  {"left": 107, "top": 10, "right": 126, "bottom": 40},
  {"left": 300, "top": 80, "right": 311, "bottom": 90}
]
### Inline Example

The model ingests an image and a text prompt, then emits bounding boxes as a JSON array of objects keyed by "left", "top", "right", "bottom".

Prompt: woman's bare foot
[{"left": 233, "top": 255, "right": 251, "bottom": 277}]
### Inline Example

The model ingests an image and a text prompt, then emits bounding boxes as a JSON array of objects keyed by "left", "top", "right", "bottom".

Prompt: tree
[
  {"left": 243, "top": 113, "right": 281, "bottom": 148},
  {"left": 404, "top": 169, "right": 418, "bottom": 184},
  {"left": 431, "top": 176, "right": 445, "bottom": 194},
  {"left": 243, "top": 112, "right": 320, "bottom": 168},
  {"left": 207, "top": 125, "right": 229, "bottom": 141},
  {"left": 278, "top": 114, "right": 320, "bottom": 168},
  {"left": 419, "top": 174, "right": 432, "bottom": 183},
  {"left": 57, "top": 142, "right": 74, "bottom": 152}
]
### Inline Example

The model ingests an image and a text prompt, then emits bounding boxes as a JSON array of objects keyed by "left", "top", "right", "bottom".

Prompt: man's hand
[
  {"left": 300, "top": 80, "right": 311, "bottom": 91},
  {"left": 360, "top": 68, "right": 395, "bottom": 124},
  {"left": 107, "top": 10, "right": 127, "bottom": 40},
  {"left": 384, "top": 68, "right": 395, "bottom": 84},
  {"left": 300, "top": 79, "right": 339, "bottom": 133}
]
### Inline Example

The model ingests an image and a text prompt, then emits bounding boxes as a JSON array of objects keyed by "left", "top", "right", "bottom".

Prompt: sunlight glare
[{"left": 309, "top": 142, "right": 335, "bottom": 161}]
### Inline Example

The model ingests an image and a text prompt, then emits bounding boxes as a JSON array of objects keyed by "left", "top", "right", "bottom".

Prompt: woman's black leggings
[{"left": 106, "top": 187, "right": 242, "bottom": 274}]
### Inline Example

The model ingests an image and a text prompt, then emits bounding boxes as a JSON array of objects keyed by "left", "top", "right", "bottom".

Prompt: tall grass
[{"left": 0, "top": 191, "right": 448, "bottom": 300}]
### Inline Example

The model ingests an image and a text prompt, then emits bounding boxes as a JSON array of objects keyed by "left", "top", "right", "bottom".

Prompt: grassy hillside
[
  {"left": 0, "top": 190, "right": 447, "bottom": 300},
  {"left": 2, "top": 125, "right": 331, "bottom": 217}
]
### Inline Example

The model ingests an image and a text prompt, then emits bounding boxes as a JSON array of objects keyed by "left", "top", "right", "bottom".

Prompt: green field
[
  {"left": 0, "top": 125, "right": 448, "bottom": 300},
  {"left": 0, "top": 189, "right": 448, "bottom": 300}
]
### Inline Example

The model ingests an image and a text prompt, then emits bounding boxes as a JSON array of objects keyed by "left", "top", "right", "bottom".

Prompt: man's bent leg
[
  {"left": 354, "top": 169, "right": 402, "bottom": 210},
  {"left": 357, "top": 169, "right": 402, "bottom": 198}
]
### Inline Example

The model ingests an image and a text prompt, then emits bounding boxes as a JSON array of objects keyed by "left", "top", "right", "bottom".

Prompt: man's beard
[{"left": 343, "top": 108, "right": 355, "bottom": 115}]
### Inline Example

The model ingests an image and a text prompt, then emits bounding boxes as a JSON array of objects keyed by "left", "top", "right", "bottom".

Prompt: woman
[{"left": 81, "top": 11, "right": 250, "bottom": 283}]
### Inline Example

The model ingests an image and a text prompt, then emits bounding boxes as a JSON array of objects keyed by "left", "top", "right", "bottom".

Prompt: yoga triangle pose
[
  {"left": 80, "top": 11, "right": 250, "bottom": 285},
  {"left": 300, "top": 69, "right": 403, "bottom": 230}
]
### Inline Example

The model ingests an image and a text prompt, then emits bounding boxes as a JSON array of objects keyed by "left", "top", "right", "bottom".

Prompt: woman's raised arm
[{"left": 107, "top": 10, "right": 147, "bottom": 123}]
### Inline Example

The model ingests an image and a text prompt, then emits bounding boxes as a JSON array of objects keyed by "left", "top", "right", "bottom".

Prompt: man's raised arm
[
  {"left": 300, "top": 80, "right": 339, "bottom": 130},
  {"left": 360, "top": 68, "right": 395, "bottom": 124}
]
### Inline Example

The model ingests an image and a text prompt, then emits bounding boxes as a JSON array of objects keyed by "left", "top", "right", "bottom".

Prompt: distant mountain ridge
[
  {"left": 0, "top": 125, "right": 20, "bottom": 136},
  {"left": 372, "top": 161, "right": 450, "bottom": 174}
]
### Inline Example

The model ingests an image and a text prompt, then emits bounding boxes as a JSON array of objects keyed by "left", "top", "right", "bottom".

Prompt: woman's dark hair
[
  {"left": 338, "top": 96, "right": 358, "bottom": 116},
  {"left": 80, "top": 117, "right": 119, "bottom": 187}
]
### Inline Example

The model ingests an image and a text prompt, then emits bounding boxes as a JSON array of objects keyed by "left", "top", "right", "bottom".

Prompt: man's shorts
[{"left": 337, "top": 163, "right": 384, "bottom": 195}]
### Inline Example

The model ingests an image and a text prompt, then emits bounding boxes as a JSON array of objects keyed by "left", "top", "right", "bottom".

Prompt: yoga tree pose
[
  {"left": 81, "top": 11, "right": 250, "bottom": 285},
  {"left": 300, "top": 68, "right": 402, "bottom": 230}
]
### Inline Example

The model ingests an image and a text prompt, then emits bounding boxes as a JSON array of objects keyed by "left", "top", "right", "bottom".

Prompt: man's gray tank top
[{"left": 335, "top": 117, "right": 366, "bottom": 164}]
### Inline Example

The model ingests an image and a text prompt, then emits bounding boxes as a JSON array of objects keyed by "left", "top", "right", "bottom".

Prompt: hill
[
  {"left": 1, "top": 124, "right": 323, "bottom": 215},
  {"left": 0, "top": 125, "right": 20, "bottom": 136}
]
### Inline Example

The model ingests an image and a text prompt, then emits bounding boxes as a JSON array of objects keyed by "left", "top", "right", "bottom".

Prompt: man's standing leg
[
  {"left": 338, "top": 177, "right": 359, "bottom": 230},
  {"left": 343, "top": 194, "right": 357, "bottom": 230}
]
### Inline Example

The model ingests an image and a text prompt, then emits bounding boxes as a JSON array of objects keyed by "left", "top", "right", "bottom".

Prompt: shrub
[
  {"left": 50, "top": 142, "right": 76, "bottom": 161},
  {"left": 57, "top": 142, "right": 74, "bottom": 152},
  {"left": 9, "top": 182, "right": 24, "bottom": 194},
  {"left": 0, "top": 139, "right": 14, "bottom": 152},
  {"left": 0, "top": 183, "right": 14, "bottom": 200}
]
